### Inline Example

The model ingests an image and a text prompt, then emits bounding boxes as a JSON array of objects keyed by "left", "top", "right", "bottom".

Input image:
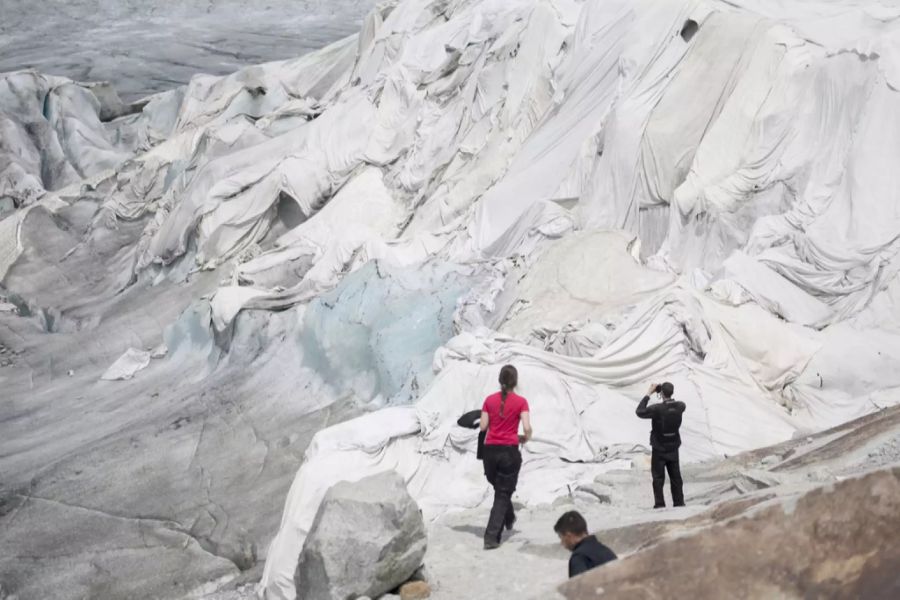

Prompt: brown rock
[
  {"left": 594, "top": 492, "right": 776, "bottom": 555},
  {"left": 399, "top": 580, "right": 431, "bottom": 600},
  {"left": 559, "top": 467, "right": 900, "bottom": 600}
]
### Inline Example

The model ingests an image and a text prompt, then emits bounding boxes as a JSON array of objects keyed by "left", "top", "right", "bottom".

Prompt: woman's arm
[
  {"left": 520, "top": 411, "right": 532, "bottom": 442},
  {"left": 480, "top": 411, "right": 489, "bottom": 432}
]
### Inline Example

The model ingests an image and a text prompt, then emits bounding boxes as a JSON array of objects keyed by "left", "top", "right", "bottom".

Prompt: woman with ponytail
[{"left": 479, "top": 364, "right": 532, "bottom": 549}]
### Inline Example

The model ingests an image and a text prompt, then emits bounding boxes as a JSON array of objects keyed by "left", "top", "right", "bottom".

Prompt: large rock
[
  {"left": 294, "top": 471, "right": 427, "bottom": 600},
  {"left": 559, "top": 467, "right": 900, "bottom": 599}
]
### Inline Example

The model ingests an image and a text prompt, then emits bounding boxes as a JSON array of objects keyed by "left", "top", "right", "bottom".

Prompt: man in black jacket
[
  {"left": 554, "top": 511, "right": 617, "bottom": 578},
  {"left": 636, "top": 381, "right": 686, "bottom": 508}
]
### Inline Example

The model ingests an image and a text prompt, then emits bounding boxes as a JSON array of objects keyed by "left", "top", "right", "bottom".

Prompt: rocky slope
[
  {"left": 422, "top": 405, "right": 900, "bottom": 599},
  {"left": 558, "top": 408, "right": 900, "bottom": 600}
]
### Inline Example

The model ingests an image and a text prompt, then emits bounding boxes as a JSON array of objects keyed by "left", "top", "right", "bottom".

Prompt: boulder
[
  {"left": 559, "top": 467, "right": 900, "bottom": 599},
  {"left": 295, "top": 471, "right": 427, "bottom": 600}
]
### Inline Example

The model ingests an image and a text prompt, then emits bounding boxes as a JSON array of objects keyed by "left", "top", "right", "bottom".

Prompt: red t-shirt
[{"left": 482, "top": 391, "right": 529, "bottom": 446}]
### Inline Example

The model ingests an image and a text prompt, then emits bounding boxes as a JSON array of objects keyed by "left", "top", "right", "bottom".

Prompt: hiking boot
[{"left": 483, "top": 540, "right": 501, "bottom": 550}]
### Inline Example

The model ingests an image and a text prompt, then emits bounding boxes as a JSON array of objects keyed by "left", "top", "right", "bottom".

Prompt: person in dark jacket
[
  {"left": 554, "top": 511, "right": 617, "bottom": 578},
  {"left": 636, "top": 381, "right": 686, "bottom": 508}
]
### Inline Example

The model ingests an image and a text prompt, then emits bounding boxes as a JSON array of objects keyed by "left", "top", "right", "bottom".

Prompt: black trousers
[
  {"left": 651, "top": 448, "right": 684, "bottom": 507},
  {"left": 483, "top": 444, "right": 522, "bottom": 543}
]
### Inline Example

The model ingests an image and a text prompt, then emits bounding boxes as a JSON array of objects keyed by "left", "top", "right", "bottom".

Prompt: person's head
[
  {"left": 660, "top": 381, "right": 674, "bottom": 399},
  {"left": 499, "top": 364, "right": 518, "bottom": 395},
  {"left": 498, "top": 364, "right": 518, "bottom": 417},
  {"left": 554, "top": 510, "right": 588, "bottom": 550}
]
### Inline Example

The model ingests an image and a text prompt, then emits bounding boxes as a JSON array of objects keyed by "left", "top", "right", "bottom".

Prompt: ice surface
[
  {"left": 301, "top": 260, "right": 473, "bottom": 406},
  {"left": 0, "top": 0, "right": 377, "bottom": 101}
]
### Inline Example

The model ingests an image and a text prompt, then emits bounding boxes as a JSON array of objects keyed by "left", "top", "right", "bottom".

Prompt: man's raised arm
[{"left": 636, "top": 383, "right": 658, "bottom": 419}]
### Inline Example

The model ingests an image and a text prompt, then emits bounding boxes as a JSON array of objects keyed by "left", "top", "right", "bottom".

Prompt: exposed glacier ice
[{"left": 300, "top": 260, "right": 473, "bottom": 406}]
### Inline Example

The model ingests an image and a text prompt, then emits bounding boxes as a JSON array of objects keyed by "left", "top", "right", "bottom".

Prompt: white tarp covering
[
  {"left": 253, "top": 1, "right": 900, "bottom": 597},
  {"left": 100, "top": 347, "right": 153, "bottom": 381}
]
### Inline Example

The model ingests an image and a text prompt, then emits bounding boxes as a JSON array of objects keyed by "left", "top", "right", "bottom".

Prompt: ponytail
[{"left": 498, "top": 365, "right": 518, "bottom": 418}]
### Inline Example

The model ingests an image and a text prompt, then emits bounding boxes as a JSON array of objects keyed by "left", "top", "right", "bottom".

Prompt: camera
[{"left": 654, "top": 384, "right": 662, "bottom": 394}]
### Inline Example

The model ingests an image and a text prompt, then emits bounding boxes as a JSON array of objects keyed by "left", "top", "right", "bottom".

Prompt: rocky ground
[
  {"left": 560, "top": 467, "right": 899, "bottom": 599},
  {"left": 199, "top": 405, "right": 900, "bottom": 599}
]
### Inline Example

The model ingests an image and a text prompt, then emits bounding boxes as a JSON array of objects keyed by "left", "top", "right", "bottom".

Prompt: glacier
[{"left": 1, "top": 0, "right": 899, "bottom": 598}]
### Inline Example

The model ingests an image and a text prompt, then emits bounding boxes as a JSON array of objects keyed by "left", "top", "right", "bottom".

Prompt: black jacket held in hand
[
  {"left": 636, "top": 396, "right": 686, "bottom": 451},
  {"left": 569, "top": 535, "right": 617, "bottom": 578},
  {"left": 457, "top": 409, "right": 487, "bottom": 460}
]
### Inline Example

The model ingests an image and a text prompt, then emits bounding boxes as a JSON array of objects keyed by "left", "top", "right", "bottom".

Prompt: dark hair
[
  {"left": 660, "top": 382, "right": 674, "bottom": 399},
  {"left": 498, "top": 364, "right": 518, "bottom": 417},
  {"left": 554, "top": 511, "right": 588, "bottom": 536}
]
